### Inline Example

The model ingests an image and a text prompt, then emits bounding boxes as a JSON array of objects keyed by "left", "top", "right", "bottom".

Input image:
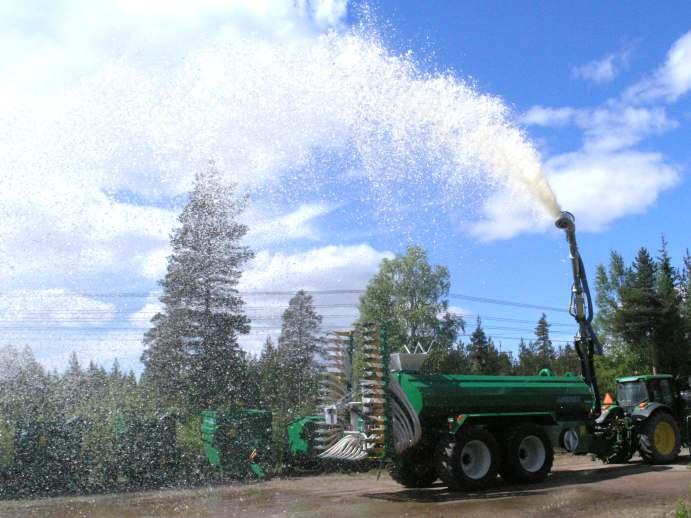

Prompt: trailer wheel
[
  {"left": 435, "top": 427, "right": 499, "bottom": 491},
  {"left": 388, "top": 445, "right": 438, "bottom": 488},
  {"left": 499, "top": 424, "right": 553, "bottom": 484},
  {"left": 638, "top": 411, "right": 681, "bottom": 464}
]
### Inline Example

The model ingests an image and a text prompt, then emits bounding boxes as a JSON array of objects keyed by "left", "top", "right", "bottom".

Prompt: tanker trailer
[{"left": 316, "top": 324, "right": 596, "bottom": 490}]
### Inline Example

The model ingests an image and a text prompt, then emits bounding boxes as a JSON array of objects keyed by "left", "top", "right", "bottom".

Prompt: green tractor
[{"left": 585, "top": 374, "right": 688, "bottom": 464}]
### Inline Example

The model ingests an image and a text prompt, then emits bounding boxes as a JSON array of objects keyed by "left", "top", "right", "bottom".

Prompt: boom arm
[{"left": 555, "top": 211, "right": 602, "bottom": 417}]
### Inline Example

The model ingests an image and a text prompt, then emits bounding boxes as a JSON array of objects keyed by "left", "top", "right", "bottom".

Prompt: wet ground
[{"left": 2, "top": 453, "right": 690, "bottom": 517}]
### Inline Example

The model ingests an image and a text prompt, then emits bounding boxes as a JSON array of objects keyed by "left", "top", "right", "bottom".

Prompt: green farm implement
[{"left": 316, "top": 211, "right": 690, "bottom": 491}]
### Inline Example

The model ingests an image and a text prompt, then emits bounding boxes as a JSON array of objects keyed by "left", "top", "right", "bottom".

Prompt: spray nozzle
[{"left": 555, "top": 211, "right": 575, "bottom": 231}]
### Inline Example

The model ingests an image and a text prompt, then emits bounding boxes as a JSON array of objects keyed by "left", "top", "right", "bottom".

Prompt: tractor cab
[{"left": 615, "top": 374, "right": 677, "bottom": 416}]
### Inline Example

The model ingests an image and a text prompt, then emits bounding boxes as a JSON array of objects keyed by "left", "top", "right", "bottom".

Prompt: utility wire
[{"left": 0, "top": 289, "right": 570, "bottom": 314}]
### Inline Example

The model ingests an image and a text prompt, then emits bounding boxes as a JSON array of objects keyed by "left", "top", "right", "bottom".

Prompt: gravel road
[{"left": 2, "top": 453, "right": 690, "bottom": 517}]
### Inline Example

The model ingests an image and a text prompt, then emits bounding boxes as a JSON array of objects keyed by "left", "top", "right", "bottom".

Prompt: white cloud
[
  {"left": 521, "top": 106, "right": 577, "bottom": 127},
  {"left": 624, "top": 30, "right": 691, "bottom": 103},
  {"left": 470, "top": 149, "right": 680, "bottom": 240},
  {"left": 572, "top": 50, "right": 630, "bottom": 83},
  {"left": 522, "top": 103, "right": 675, "bottom": 152},
  {"left": 0, "top": 289, "right": 115, "bottom": 328},
  {"left": 241, "top": 244, "right": 392, "bottom": 292},
  {"left": 580, "top": 104, "right": 676, "bottom": 152},
  {"left": 244, "top": 202, "right": 336, "bottom": 246},
  {"left": 0, "top": 0, "right": 349, "bottom": 98}
]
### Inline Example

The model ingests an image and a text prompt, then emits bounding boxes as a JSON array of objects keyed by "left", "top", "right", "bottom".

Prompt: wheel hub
[
  {"left": 654, "top": 421, "right": 675, "bottom": 456},
  {"left": 459, "top": 440, "right": 491, "bottom": 480},
  {"left": 518, "top": 435, "right": 546, "bottom": 473}
]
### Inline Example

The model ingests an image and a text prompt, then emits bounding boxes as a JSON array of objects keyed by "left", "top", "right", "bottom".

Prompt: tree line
[{"left": 593, "top": 241, "right": 691, "bottom": 392}]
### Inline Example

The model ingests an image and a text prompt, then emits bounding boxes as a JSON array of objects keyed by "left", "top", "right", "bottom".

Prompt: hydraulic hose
[
  {"left": 390, "top": 378, "right": 422, "bottom": 454},
  {"left": 555, "top": 211, "right": 602, "bottom": 417}
]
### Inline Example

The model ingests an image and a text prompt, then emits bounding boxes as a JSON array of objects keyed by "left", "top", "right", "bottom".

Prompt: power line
[
  {"left": 0, "top": 289, "right": 570, "bottom": 314},
  {"left": 448, "top": 293, "right": 568, "bottom": 313}
]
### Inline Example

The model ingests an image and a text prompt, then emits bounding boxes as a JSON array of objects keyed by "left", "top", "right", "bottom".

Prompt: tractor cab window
[
  {"left": 616, "top": 380, "right": 648, "bottom": 410},
  {"left": 647, "top": 379, "right": 675, "bottom": 406}
]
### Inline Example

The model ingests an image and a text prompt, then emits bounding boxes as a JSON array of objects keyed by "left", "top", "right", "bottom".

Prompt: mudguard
[
  {"left": 630, "top": 402, "right": 673, "bottom": 422},
  {"left": 595, "top": 404, "right": 622, "bottom": 425}
]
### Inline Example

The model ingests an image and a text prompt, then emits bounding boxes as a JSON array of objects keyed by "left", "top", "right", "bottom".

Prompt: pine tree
[
  {"left": 554, "top": 343, "right": 580, "bottom": 375},
  {"left": 534, "top": 313, "right": 555, "bottom": 370},
  {"left": 614, "top": 248, "right": 661, "bottom": 373},
  {"left": 683, "top": 250, "right": 691, "bottom": 355},
  {"left": 517, "top": 338, "right": 539, "bottom": 375},
  {"left": 141, "top": 165, "right": 253, "bottom": 410},
  {"left": 467, "top": 317, "right": 504, "bottom": 374},
  {"left": 277, "top": 290, "right": 323, "bottom": 415},
  {"left": 62, "top": 352, "right": 86, "bottom": 413},
  {"left": 258, "top": 336, "right": 281, "bottom": 409},
  {"left": 422, "top": 341, "right": 470, "bottom": 374},
  {"left": 655, "top": 237, "right": 687, "bottom": 374}
]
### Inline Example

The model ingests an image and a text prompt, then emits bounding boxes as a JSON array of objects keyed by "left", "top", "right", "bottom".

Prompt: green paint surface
[{"left": 394, "top": 372, "right": 594, "bottom": 421}]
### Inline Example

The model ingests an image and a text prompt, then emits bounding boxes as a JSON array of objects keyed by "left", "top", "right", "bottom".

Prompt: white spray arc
[
  {"left": 1, "top": 26, "right": 562, "bottom": 250},
  {"left": 158, "top": 30, "right": 563, "bottom": 219}
]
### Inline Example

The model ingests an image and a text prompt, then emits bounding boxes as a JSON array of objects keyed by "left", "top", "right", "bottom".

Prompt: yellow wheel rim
[{"left": 654, "top": 421, "right": 675, "bottom": 456}]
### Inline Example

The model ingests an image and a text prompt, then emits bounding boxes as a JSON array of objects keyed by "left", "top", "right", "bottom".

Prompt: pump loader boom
[{"left": 554, "top": 211, "right": 602, "bottom": 417}]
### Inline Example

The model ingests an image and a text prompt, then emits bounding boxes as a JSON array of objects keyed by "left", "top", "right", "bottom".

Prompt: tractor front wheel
[
  {"left": 435, "top": 427, "right": 499, "bottom": 491},
  {"left": 637, "top": 411, "right": 681, "bottom": 464}
]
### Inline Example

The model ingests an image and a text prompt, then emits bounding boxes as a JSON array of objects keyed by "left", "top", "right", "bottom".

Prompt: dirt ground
[{"left": 2, "top": 453, "right": 690, "bottom": 517}]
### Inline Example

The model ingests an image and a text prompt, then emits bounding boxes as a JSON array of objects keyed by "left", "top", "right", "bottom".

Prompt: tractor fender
[
  {"left": 630, "top": 402, "right": 673, "bottom": 422},
  {"left": 595, "top": 405, "right": 623, "bottom": 425}
]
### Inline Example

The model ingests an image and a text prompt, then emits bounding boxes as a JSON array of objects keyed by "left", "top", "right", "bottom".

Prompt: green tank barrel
[{"left": 395, "top": 371, "right": 595, "bottom": 422}]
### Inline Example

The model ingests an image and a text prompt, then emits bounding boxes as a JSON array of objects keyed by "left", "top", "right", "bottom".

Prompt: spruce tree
[
  {"left": 683, "top": 250, "right": 691, "bottom": 355},
  {"left": 517, "top": 338, "right": 539, "bottom": 375},
  {"left": 276, "top": 290, "right": 323, "bottom": 415},
  {"left": 655, "top": 238, "right": 686, "bottom": 374},
  {"left": 141, "top": 165, "right": 253, "bottom": 410},
  {"left": 258, "top": 336, "right": 282, "bottom": 409},
  {"left": 534, "top": 313, "right": 555, "bottom": 370},
  {"left": 554, "top": 343, "right": 580, "bottom": 375},
  {"left": 467, "top": 317, "right": 504, "bottom": 374},
  {"left": 614, "top": 248, "right": 661, "bottom": 373}
]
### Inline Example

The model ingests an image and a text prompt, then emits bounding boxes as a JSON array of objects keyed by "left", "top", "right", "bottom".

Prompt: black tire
[
  {"left": 637, "top": 411, "right": 681, "bottom": 464},
  {"left": 435, "top": 427, "right": 499, "bottom": 491},
  {"left": 388, "top": 445, "right": 438, "bottom": 488},
  {"left": 499, "top": 424, "right": 553, "bottom": 484}
]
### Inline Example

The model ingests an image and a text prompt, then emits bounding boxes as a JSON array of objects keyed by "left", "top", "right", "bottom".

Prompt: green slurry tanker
[{"left": 316, "top": 211, "right": 691, "bottom": 491}]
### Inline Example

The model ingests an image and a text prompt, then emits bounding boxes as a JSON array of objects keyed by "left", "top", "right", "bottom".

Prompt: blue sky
[{"left": 0, "top": 1, "right": 689, "bottom": 372}]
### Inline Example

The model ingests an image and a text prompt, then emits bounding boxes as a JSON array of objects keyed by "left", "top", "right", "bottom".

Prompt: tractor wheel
[
  {"left": 388, "top": 445, "right": 438, "bottom": 488},
  {"left": 435, "top": 427, "right": 499, "bottom": 491},
  {"left": 499, "top": 424, "right": 553, "bottom": 484},
  {"left": 637, "top": 411, "right": 681, "bottom": 464}
]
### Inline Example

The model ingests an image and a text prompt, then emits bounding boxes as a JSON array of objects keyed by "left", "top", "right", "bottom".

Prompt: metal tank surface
[{"left": 393, "top": 371, "right": 595, "bottom": 422}]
